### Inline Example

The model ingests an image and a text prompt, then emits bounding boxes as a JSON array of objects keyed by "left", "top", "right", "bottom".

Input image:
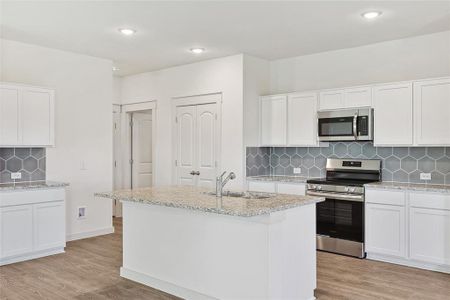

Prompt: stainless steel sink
[{"left": 204, "top": 191, "right": 274, "bottom": 199}]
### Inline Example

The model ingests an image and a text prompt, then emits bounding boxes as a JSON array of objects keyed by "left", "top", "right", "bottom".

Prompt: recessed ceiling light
[
  {"left": 119, "top": 28, "right": 136, "bottom": 36},
  {"left": 362, "top": 11, "right": 382, "bottom": 20},
  {"left": 112, "top": 66, "right": 120, "bottom": 71},
  {"left": 190, "top": 48, "right": 205, "bottom": 54}
]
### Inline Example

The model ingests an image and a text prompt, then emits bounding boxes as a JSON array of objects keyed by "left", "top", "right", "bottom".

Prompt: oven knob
[
  {"left": 349, "top": 187, "right": 356, "bottom": 193},
  {"left": 316, "top": 186, "right": 322, "bottom": 191}
]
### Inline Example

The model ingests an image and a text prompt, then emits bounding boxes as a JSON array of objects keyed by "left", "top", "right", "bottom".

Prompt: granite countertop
[
  {"left": 0, "top": 181, "right": 69, "bottom": 191},
  {"left": 95, "top": 186, "right": 324, "bottom": 217},
  {"left": 365, "top": 182, "right": 450, "bottom": 194},
  {"left": 247, "top": 175, "right": 311, "bottom": 183}
]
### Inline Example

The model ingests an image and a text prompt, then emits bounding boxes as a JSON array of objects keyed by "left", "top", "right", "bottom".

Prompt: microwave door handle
[{"left": 353, "top": 113, "right": 358, "bottom": 140}]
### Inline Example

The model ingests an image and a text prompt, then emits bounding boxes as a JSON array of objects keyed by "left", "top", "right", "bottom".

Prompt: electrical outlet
[
  {"left": 11, "top": 172, "right": 22, "bottom": 180},
  {"left": 78, "top": 206, "right": 87, "bottom": 219},
  {"left": 420, "top": 173, "right": 432, "bottom": 181},
  {"left": 293, "top": 168, "right": 302, "bottom": 174}
]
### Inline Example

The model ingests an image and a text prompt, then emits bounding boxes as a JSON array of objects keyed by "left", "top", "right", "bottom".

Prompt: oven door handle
[
  {"left": 353, "top": 112, "right": 358, "bottom": 140},
  {"left": 307, "top": 191, "right": 364, "bottom": 202}
]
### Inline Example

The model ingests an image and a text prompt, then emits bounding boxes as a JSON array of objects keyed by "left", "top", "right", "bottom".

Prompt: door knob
[{"left": 190, "top": 171, "right": 196, "bottom": 175}]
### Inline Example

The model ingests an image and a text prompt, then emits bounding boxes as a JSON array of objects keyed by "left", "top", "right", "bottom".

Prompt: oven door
[
  {"left": 318, "top": 110, "right": 358, "bottom": 141},
  {"left": 313, "top": 193, "right": 365, "bottom": 258}
]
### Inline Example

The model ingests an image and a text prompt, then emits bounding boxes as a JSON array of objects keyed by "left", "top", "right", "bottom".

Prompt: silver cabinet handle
[
  {"left": 353, "top": 113, "right": 358, "bottom": 140},
  {"left": 190, "top": 171, "right": 201, "bottom": 176},
  {"left": 190, "top": 171, "right": 196, "bottom": 175},
  {"left": 195, "top": 171, "right": 200, "bottom": 176}
]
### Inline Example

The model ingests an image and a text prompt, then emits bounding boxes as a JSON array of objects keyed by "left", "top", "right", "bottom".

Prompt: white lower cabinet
[
  {"left": 365, "top": 188, "right": 450, "bottom": 273},
  {"left": 247, "top": 180, "right": 306, "bottom": 196},
  {"left": 0, "top": 188, "right": 66, "bottom": 266},
  {"left": 0, "top": 205, "right": 34, "bottom": 259},
  {"left": 33, "top": 202, "right": 65, "bottom": 251},
  {"left": 366, "top": 203, "right": 406, "bottom": 258}
]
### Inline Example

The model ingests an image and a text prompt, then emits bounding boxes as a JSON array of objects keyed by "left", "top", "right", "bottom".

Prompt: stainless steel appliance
[
  {"left": 307, "top": 158, "right": 381, "bottom": 258},
  {"left": 318, "top": 108, "right": 373, "bottom": 141}
]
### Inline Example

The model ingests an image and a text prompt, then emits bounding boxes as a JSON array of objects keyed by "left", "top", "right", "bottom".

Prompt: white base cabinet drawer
[
  {"left": 277, "top": 183, "right": 306, "bottom": 196},
  {"left": 247, "top": 181, "right": 277, "bottom": 193},
  {"left": 365, "top": 203, "right": 406, "bottom": 258},
  {"left": 247, "top": 181, "right": 306, "bottom": 196}
]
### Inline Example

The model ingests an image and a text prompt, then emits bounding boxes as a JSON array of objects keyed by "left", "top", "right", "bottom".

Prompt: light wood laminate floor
[{"left": 1, "top": 218, "right": 449, "bottom": 299}]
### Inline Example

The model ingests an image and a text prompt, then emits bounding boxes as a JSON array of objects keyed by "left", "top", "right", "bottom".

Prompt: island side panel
[
  {"left": 267, "top": 204, "right": 316, "bottom": 300},
  {"left": 121, "top": 201, "right": 317, "bottom": 300}
]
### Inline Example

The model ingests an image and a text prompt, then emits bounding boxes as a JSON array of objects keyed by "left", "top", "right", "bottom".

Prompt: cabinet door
[
  {"left": 0, "top": 205, "right": 33, "bottom": 259},
  {"left": 373, "top": 83, "right": 413, "bottom": 146},
  {"left": 345, "top": 87, "right": 372, "bottom": 108},
  {"left": 319, "top": 90, "right": 344, "bottom": 110},
  {"left": 414, "top": 78, "right": 450, "bottom": 146},
  {"left": 260, "top": 95, "right": 287, "bottom": 146},
  {"left": 0, "top": 86, "right": 20, "bottom": 145},
  {"left": 33, "top": 202, "right": 66, "bottom": 251},
  {"left": 365, "top": 203, "right": 406, "bottom": 258},
  {"left": 21, "top": 87, "right": 54, "bottom": 146},
  {"left": 287, "top": 93, "right": 318, "bottom": 146},
  {"left": 410, "top": 207, "right": 450, "bottom": 265}
]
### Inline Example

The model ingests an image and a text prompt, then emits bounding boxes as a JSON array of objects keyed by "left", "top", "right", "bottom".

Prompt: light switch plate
[
  {"left": 420, "top": 173, "right": 432, "bottom": 180},
  {"left": 293, "top": 168, "right": 302, "bottom": 174},
  {"left": 11, "top": 172, "right": 22, "bottom": 180}
]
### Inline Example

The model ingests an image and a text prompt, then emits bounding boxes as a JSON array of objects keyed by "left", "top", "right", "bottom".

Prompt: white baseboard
[
  {"left": 120, "top": 267, "right": 217, "bottom": 300},
  {"left": 66, "top": 226, "right": 115, "bottom": 241},
  {"left": 367, "top": 253, "right": 450, "bottom": 274},
  {"left": 0, "top": 248, "right": 65, "bottom": 266}
]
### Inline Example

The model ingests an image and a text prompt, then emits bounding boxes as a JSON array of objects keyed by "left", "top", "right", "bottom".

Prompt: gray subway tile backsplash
[
  {"left": 246, "top": 142, "right": 450, "bottom": 185},
  {"left": 0, "top": 148, "right": 46, "bottom": 183}
]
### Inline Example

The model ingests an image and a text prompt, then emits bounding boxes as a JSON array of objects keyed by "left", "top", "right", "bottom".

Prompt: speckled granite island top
[
  {"left": 365, "top": 182, "right": 450, "bottom": 194},
  {"left": 0, "top": 181, "right": 69, "bottom": 191},
  {"left": 247, "top": 175, "right": 311, "bottom": 183},
  {"left": 95, "top": 186, "right": 324, "bottom": 217}
]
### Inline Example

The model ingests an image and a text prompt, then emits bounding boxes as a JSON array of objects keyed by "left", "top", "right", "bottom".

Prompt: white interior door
[
  {"left": 176, "top": 106, "right": 197, "bottom": 186},
  {"left": 132, "top": 111, "right": 153, "bottom": 188},
  {"left": 196, "top": 104, "right": 217, "bottom": 188},
  {"left": 176, "top": 103, "right": 217, "bottom": 188}
]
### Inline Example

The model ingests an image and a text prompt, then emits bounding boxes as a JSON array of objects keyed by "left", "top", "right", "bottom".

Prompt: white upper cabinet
[
  {"left": 319, "top": 90, "right": 344, "bottom": 110},
  {"left": 260, "top": 95, "right": 287, "bottom": 146},
  {"left": 287, "top": 92, "right": 318, "bottom": 146},
  {"left": 0, "top": 86, "right": 20, "bottom": 145},
  {"left": 319, "top": 87, "right": 372, "bottom": 110},
  {"left": 344, "top": 87, "right": 372, "bottom": 108},
  {"left": 0, "top": 83, "right": 55, "bottom": 147},
  {"left": 373, "top": 82, "right": 413, "bottom": 146},
  {"left": 414, "top": 78, "right": 450, "bottom": 146}
]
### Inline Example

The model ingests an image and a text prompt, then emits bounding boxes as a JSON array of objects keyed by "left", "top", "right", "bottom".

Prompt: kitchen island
[{"left": 96, "top": 186, "right": 324, "bottom": 300}]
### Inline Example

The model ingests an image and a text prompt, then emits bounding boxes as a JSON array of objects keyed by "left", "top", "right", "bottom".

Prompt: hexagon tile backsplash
[
  {"left": 246, "top": 142, "right": 450, "bottom": 185},
  {"left": 0, "top": 148, "right": 46, "bottom": 183}
]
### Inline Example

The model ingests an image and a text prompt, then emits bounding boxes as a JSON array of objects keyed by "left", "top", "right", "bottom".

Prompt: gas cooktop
[{"left": 306, "top": 178, "right": 378, "bottom": 187}]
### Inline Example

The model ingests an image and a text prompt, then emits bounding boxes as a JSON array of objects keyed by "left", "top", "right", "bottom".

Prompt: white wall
[
  {"left": 243, "top": 55, "right": 270, "bottom": 148},
  {"left": 112, "top": 76, "right": 122, "bottom": 105},
  {"left": 270, "top": 31, "right": 450, "bottom": 94},
  {"left": 121, "top": 54, "right": 245, "bottom": 189},
  {"left": 0, "top": 39, "right": 114, "bottom": 240}
]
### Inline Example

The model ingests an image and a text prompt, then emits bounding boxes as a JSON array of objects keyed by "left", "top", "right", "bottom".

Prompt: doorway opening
[{"left": 113, "top": 101, "right": 156, "bottom": 217}]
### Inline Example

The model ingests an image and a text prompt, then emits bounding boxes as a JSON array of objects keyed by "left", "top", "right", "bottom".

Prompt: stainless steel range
[{"left": 306, "top": 158, "right": 381, "bottom": 258}]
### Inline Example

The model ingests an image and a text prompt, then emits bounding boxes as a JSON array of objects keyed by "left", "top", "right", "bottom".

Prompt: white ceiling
[{"left": 1, "top": 1, "right": 450, "bottom": 76}]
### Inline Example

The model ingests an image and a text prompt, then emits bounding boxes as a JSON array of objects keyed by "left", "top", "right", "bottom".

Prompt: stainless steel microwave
[{"left": 317, "top": 108, "right": 373, "bottom": 142}]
